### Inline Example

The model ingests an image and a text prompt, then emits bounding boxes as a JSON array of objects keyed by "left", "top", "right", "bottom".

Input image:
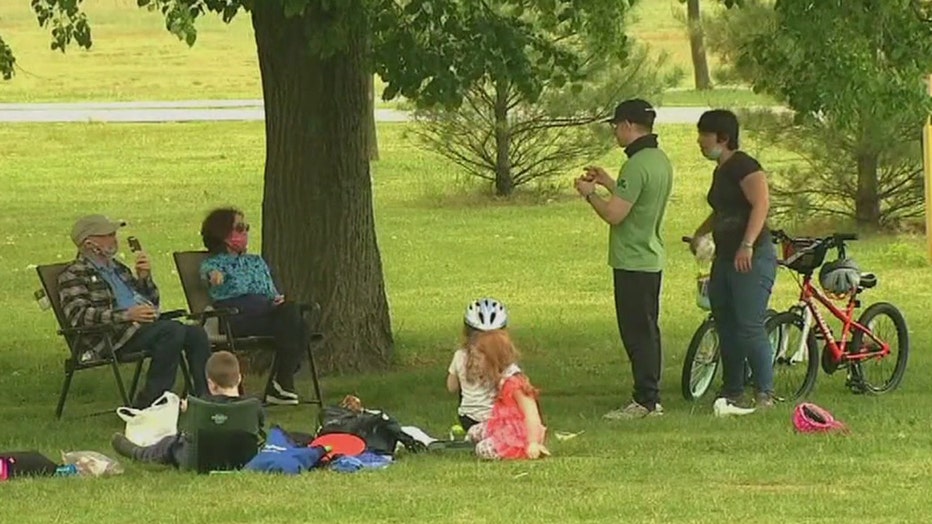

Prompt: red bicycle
[{"left": 766, "top": 230, "right": 909, "bottom": 398}]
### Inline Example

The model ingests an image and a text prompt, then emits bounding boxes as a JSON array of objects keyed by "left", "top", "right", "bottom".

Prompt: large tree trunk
[
  {"left": 251, "top": 3, "right": 393, "bottom": 373},
  {"left": 855, "top": 152, "right": 882, "bottom": 227},
  {"left": 366, "top": 74, "right": 379, "bottom": 161},
  {"left": 493, "top": 80, "right": 513, "bottom": 196},
  {"left": 687, "top": 0, "right": 713, "bottom": 91}
]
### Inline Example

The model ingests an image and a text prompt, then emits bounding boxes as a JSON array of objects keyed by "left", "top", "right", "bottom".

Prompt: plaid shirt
[{"left": 57, "top": 254, "right": 160, "bottom": 357}]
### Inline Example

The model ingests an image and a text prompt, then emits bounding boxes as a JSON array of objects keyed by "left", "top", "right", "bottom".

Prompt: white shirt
[
  {"left": 448, "top": 349, "right": 496, "bottom": 422},
  {"left": 448, "top": 349, "right": 523, "bottom": 421}
]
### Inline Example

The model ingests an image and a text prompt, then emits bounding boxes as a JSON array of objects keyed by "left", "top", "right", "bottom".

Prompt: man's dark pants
[
  {"left": 613, "top": 269, "right": 663, "bottom": 411},
  {"left": 120, "top": 319, "right": 210, "bottom": 407}
]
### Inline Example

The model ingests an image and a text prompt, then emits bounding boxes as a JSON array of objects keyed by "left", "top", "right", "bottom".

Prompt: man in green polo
[{"left": 575, "top": 98, "right": 674, "bottom": 419}]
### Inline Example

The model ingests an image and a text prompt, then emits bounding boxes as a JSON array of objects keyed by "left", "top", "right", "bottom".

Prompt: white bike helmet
[
  {"left": 464, "top": 298, "right": 508, "bottom": 331},
  {"left": 819, "top": 258, "right": 861, "bottom": 298}
]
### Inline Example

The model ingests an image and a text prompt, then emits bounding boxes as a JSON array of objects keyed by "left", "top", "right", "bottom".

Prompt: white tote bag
[{"left": 116, "top": 391, "right": 181, "bottom": 446}]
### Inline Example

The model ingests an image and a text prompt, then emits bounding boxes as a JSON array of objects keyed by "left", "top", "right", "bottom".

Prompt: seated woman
[{"left": 199, "top": 207, "right": 305, "bottom": 406}]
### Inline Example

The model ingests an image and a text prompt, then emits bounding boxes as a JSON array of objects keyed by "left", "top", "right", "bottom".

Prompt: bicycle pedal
[{"left": 846, "top": 381, "right": 868, "bottom": 395}]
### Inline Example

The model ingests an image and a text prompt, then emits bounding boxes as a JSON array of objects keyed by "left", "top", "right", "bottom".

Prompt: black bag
[
  {"left": 317, "top": 406, "right": 425, "bottom": 456},
  {"left": 0, "top": 451, "right": 58, "bottom": 479}
]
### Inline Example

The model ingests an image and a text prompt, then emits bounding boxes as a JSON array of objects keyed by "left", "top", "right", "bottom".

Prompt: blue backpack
[{"left": 244, "top": 426, "right": 327, "bottom": 475}]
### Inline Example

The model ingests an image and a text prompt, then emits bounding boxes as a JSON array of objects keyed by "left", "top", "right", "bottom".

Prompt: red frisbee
[{"left": 310, "top": 433, "right": 366, "bottom": 460}]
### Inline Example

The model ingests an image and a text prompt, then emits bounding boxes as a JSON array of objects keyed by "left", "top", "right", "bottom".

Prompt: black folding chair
[
  {"left": 36, "top": 263, "right": 192, "bottom": 419},
  {"left": 171, "top": 251, "right": 324, "bottom": 407},
  {"left": 178, "top": 396, "right": 263, "bottom": 474}
]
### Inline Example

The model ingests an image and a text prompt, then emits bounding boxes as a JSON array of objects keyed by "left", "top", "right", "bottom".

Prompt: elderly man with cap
[
  {"left": 574, "top": 98, "right": 674, "bottom": 420},
  {"left": 58, "top": 215, "right": 210, "bottom": 407}
]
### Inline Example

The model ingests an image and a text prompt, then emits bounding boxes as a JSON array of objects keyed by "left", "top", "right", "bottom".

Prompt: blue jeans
[{"left": 709, "top": 242, "right": 777, "bottom": 397}]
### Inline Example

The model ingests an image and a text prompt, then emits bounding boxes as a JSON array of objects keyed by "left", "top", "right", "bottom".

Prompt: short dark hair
[
  {"left": 697, "top": 109, "right": 740, "bottom": 150},
  {"left": 206, "top": 351, "right": 241, "bottom": 388},
  {"left": 201, "top": 207, "right": 241, "bottom": 254}
]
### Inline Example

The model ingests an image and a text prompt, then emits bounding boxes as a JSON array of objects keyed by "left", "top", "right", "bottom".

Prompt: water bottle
[
  {"left": 693, "top": 234, "right": 714, "bottom": 311},
  {"left": 0, "top": 458, "right": 11, "bottom": 481},
  {"left": 54, "top": 464, "right": 79, "bottom": 477},
  {"left": 34, "top": 289, "right": 51, "bottom": 311}
]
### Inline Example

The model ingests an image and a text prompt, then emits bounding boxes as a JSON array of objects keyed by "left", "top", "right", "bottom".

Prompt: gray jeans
[{"left": 709, "top": 243, "right": 777, "bottom": 396}]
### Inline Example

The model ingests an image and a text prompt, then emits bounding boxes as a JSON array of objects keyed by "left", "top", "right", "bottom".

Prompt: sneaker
[
  {"left": 603, "top": 402, "right": 663, "bottom": 420},
  {"left": 754, "top": 392, "right": 777, "bottom": 409},
  {"left": 265, "top": 391, "right": 299, "bottom": 406},
  {"left": 713, "top": 397, "right": 756, "bottom": 417},
  {"left": 111, "top": 433, "right": 141, "bottom": 460},
  {"left": 714, "top": 390, "right": 748, "bottom": 408},
  {"left": 270, "top": 380, "right": 299, "bottom": 400}
]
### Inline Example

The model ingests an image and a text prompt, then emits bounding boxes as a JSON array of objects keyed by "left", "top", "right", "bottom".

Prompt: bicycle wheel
[
  {"left": 766, "top": 311, "right": 819, "bottom": 400},
  {"left": 848, "top": 302, "right": 909, "bottom": 394},
  {"left": 681, "top": 318, "right": 720, "bottom": 401}
]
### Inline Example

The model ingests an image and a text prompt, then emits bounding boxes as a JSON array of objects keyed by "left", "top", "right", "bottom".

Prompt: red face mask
[{"left": 226, "top": 231, "right": 248, "bottom": 253}]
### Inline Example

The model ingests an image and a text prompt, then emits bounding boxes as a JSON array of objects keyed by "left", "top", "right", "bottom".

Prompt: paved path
[{"left": 0, "top": 100, "right": 784, "bottom": 124}]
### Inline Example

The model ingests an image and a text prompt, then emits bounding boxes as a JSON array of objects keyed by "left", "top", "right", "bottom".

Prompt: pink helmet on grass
[{"left": 793, "top": 403, "right": 848, "bottom": 434}]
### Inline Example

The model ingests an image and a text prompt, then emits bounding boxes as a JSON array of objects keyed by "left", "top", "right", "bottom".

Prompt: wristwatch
[{"left": 740, "top": 240, "right": 754, "bottom": 250}]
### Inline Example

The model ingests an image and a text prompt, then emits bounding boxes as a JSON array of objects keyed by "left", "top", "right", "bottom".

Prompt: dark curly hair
[{"left": 201, "top": 207, "right": 242, "bottom": 254}]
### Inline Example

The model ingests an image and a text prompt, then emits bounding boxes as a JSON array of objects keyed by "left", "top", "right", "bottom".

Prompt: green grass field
[
  {"left": 1, "top": 120, "right": 930, "bottom": 522},
  {"left": 0, "top": 0, "right": 927, "bottom": 521},
  {"left": 0, "top": 0, "right": 776, "bottom": 107}
]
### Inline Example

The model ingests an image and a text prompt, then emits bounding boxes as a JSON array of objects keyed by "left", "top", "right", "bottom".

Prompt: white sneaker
[{"left": 713, "top": 397, "right": 756, "bottom": 417}]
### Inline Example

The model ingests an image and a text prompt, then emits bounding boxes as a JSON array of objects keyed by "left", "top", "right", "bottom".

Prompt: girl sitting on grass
[
  {"left": 446, "top": 298, "right": 512, "bottom": 432},
  {"left": 465, "top": 329, "right": 549, "bottom": 460}
]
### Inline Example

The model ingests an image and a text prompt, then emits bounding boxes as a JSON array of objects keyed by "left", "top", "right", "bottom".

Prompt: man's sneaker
[
  {"left": 270, "top": 380, "right": 299, "bottom": 400},
  {"left": 603, "top": 402, "right": 663, "bottom": 420},
  {"left": 265, "top": 380, "right": 299, "bottom": 405},
  {"left": 265, "top": 391, "right": 299, "bottom": 405},
  {"left": 713, "top": 397, "right": 756, "bottom": 417},
  {"left": 111, "top": 433, "right": 141, "bottom": 460}
]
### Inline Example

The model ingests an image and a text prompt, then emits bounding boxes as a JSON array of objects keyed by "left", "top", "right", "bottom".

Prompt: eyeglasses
[{"left": 234, "top": 223, "right": 250, "bottom": 233}]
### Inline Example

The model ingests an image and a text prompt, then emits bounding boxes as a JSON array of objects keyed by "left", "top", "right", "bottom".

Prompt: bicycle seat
[{"left": 859, "top": 273, "right": 877, "bottom": 289}]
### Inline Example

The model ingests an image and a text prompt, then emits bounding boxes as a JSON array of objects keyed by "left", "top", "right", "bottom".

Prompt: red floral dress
[{"left": 468, "top": 374, "right": 545, "bottom": 460}]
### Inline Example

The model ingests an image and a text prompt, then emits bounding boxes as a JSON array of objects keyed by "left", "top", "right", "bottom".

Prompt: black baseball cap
[{"left": 605, "top": 98, "right": 656, "bottom": 127}]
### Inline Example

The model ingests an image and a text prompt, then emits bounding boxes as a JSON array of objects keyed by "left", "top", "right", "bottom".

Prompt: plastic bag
[
  {"left": 60, "top": 451, "right": 124, "bottom": 477},
  {"left": 696, "top": 274, "right": 711, "bottom": 311},
  {"left": 116, "top": 391, "right": 180, "bottom": 446}
]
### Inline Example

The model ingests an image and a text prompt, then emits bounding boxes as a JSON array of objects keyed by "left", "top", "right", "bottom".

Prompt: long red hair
[{"left": 465, "top": 329, "right": 520, "bottom": 386}]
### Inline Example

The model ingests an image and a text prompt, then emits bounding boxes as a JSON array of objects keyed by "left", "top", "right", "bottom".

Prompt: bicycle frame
[{"left": 781, "top": 272, "right": 891, "bottom": 366}]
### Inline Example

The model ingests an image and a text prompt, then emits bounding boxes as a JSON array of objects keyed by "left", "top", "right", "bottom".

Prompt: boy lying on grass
[{"left": 111, "top": 351, "right": 264, "bottom": 466}]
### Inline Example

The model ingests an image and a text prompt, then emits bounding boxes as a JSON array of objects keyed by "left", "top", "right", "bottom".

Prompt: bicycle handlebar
[
  {"left": 770, "top": 229, "right": 858, "bottom": 245},
  {"left": 834, "top": 232, "right": 859, "bottom": 242},
  {"left": 682, "top": 230, "right": 857, "bottom": 253}
]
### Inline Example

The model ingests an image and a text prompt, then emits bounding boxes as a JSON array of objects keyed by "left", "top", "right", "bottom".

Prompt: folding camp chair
[
  {"left": 171, "top": 251, "right": 324, "bottom": 407},
  {"left": 36, "top": 263, "right": 192, "bottom": 419},
  {"left": 178, "top": 396, "right": 262, "bottom": 474}
]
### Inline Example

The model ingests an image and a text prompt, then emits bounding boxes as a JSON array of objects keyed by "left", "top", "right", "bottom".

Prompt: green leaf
[
  {"left": 0, "top": 34, "right": 16, "bottom": 80},
  {"left": 704, "top": 0, "right": 932, "bottom": 227}
]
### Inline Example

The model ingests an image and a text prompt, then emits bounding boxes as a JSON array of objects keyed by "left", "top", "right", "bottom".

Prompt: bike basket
[
  {"left": 780, "top": 238, "right": 827, "bottom": 273},
  {"left": 696, "top": 275, "right": 711, "bottom": 311}
]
